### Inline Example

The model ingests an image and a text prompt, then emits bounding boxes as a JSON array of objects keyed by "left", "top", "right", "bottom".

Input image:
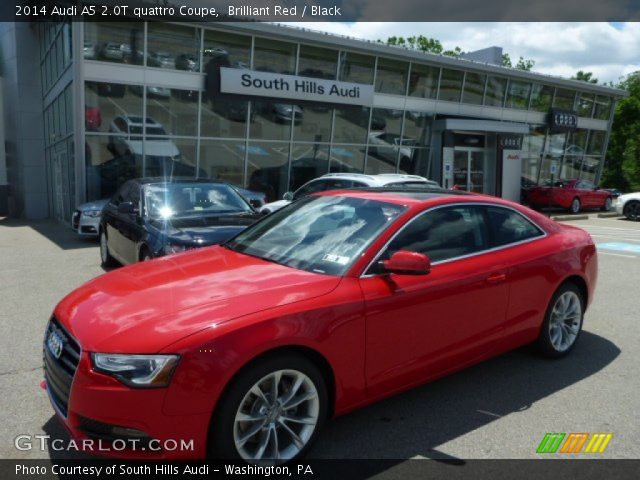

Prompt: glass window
[
  {"left": 461, "top": 72, "right": 486, "bottom": 105},
  {"left": 292, "top": 179, "right": 329, "bottom": 200},
  {"left": 581, "top": 157, "right": 600, "bottom": 182},
  {"left": 529, "top": 84, "right": 553, "bottom": 112},
  {"left": 403, "top": 111, "right": 432, "bottom": 147},
  {"left": 366, "top": 142, "right": 397, "bottom": 174},
  {"left": 147, "top": 23, "right": 200, "bottom": 71},
  {"left": 553, "top": 88, "right": 576, "bottom": 110},
  {"left": 250, "top": 100, "right": 297, "bottom": 141},
  {"left": 253, "top": 38, "right": 296, "bottom": 74},
  {"left": 202, "top": 29, "right": 251, "bottom": 71},
  {"left": 485, "top": 206, "right": 543, "bottom": 246},
  {"left": 333, "top": 106, "right": 370, "bottom": 144},
  {"left": 145, "top": 138, "right": 198, "bottom": 178},
  {"left": 375, "top": 58, "right": 408, "bottom": 95},
  {"left": 484, "top": 76, "right": 507, "bottom": 107},
  {"left": 376, "top": 205, "right": 490, "bottom": 266},
  {"left": 587, "top": 131, "right": 605, "bottom": 155},
  {"left": 546, "top": 132, "right": 568, "bottom": 159},
  {"left": 329, "top": 145, "right": 366, "bottom": 174},
  {"left": 199, "top": 139, "right": 245, "bottom": 186},
  {"left": 84, "top": 21, "right": 144, "bottom": 65},
  {"left": 594, "top": 95, "right": 612, "bottom": 120},
  {"left": 144, "top": 87, "right": 198, "bottom": 137},
  {"left": 565, "top": 129, "right": 588, "bottom": 156},
  {"left": 505, "top": 80, "right": 531, "bottom": 109},
  {"left": 561, "top": 156, "right": 583, "bottom": 180},
  {"left": 408, "top": 63, "right": 439, "bottom": 99},
  {"left": 201, "top": 97, "right": 249, "bottom": 138},
  {"left": 65, "top": 86, "right": 73, "bottom": 134},
  {"left": 438, "top": 69, "right": 464, "bottom": 102},
  {"left": 575, "top": 92, "right": 594, "bottom": 117},
  {"left": 85, "top": 81, "right": 142, "bottom": 134},
  {"left": 289, "top": 144, "right": 331, "bottom": 192},
  {"left": 86, "top": 135, "right": 141, "bottom": 200},
  {"left": 338, "top": 51, "right": 375, "bottom": 85},
  {"left": 298, "top": 45, "right": 338, "bottom": 79},
  {"left": 246, "top": 142, "right": 291, "bottom": 203},
  {"left": 293, "top": 103, "right": 332, "bottom": 142}
]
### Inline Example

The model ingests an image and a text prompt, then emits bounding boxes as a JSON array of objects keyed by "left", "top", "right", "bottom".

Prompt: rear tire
[
  {"left": 99, "top": 229, "right": 117, "bottom": 268},
  {"left": 624, "top": 200, "right": 640, "bottom": 221},
  {"left": 208, "top": 354, "right": 328, "bottom": 463},
  {"left": 536, "top": 282, "right": 584, "bottom": 358},
  {"left": 570, "top": 198, "right": 581, "bottom": 214}
]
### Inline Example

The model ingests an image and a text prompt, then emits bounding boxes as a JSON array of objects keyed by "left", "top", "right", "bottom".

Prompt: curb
[
  {"left": 597, "top": 212, "right": 622, "bottom": 218},
  {"left": 551, "top": 215, "right": 589, "bottom": 221}
]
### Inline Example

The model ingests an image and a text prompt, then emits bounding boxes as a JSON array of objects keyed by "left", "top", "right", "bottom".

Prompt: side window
[
  {"left": 372, "top": 205, "right": 490, "bottom": 271},
  {"left": 324, "top": 179, "right": 354, "bottom": 190},
  {"left": 110, "top": 182, "right": 130, "bottom": 207},
  {"left": 294, "top": 180, "right": 327, "bottom": 200},
  {"left": 485, "top": 206, "right": 544, "bottom": 247},
  {"left": 125, "top": 183, "right": 140, "bottom": 207},
  {"left": 581, "top": 181, "right": 594, "bottom": 190}
]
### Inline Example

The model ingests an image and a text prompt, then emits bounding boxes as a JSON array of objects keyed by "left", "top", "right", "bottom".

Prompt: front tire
[
  {"left": 536, "top": 283, "right": 584, "bottom": 358},
  {"left": 624, "top": 200, "right": 640, "bottom": 221},
  {"left": 570, "top": 197, "right": 581, "bottom": 214},
  {"left": 99, "top": 229, "right": 117, "bottom": 267},
  {"left": 209, "top": 354, "right": 328, "bottom": 463}
]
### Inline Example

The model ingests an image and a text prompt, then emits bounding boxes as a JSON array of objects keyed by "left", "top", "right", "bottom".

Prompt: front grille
[
  {"left": 72, "top": 211, "right": 80, "bottom": 230},
  {"left": 43, "top": 316, "right": 81, "bottom": 417}
]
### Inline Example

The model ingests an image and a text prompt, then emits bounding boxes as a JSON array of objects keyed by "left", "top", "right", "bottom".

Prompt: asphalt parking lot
[{"left": 0, "top": 214, "right": 638, "bottom": 463}]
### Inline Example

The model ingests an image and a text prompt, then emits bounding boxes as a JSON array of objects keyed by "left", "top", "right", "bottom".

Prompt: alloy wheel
[
  {"left": 571, "top": 199, "right": 581, "bottom": 214},
  {"left": 625, "top": 202, "right": 640, "bottom": 221},
  {"left": 100, "top": 232, "right": 108, "bottom": 263},
  {"left": 233, "top": 369, "right": 319, "bottom": 462},
  {"left": 548, "top": 291, "right": 582, "bottom": 353}
]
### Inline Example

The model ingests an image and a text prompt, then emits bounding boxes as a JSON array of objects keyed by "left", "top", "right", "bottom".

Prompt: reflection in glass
[
  {"left": 202, "top": 30, "right": 251, "bottom": 71},
  {"left": 329, "top": 145, "right": 365, "bottom": 174},
  {"left": 587, "top": 131, "right": 605, "bottom": 155},
  {"left": 462, "top": 72, "right": 486, "bottom": 105},
  {"left": 566, "top": 129, "right": 588, "bottom": 156},
  {"left": 86, "top": 135, "right": 141, "bottom": 200},
  {"left": 576, "top": 92, "right": 594, "bottom": 117},
  {"left": 254, "top": 38, "right": 296, "bottom": 74},
  {"left": 85, "top": 81, "right": 142, "bottom": 134},
  {"left": 594, "top": 95, "right": 612, "bottom": 120},
  {"left": 438, "top": 69, "right": 464, "bottom": 102},
  {"left": 581, "top": 157, "right": 600, "bottom": 182},
  {"left": 529, "top": 84, "right": 553, "bottom": 112},
  {"left": 338, "top": 52, "right": 375, "bottom": 84},
  {"left": 375, "top": 58, "right": 408, "bottom": 95},
  {"left": 250, "top": 100, "right": 297, "bottom": 140},
  {"left": 546, "top": 132, "right": 568, "bottom": 159},
  {"left": 143, "top": 87, "right": 198, "bottom": 137},
  {"left": 484, "top": 76, "right": 507, "bottom": 107},
  {"left": 298, "top": 45, "right": 338, "bottom": 79},
  {"left": 561, "top": 156, "right": 583, "bottom": 180},
  {"left": 199, "top": 140, "right": 245, "bottom": 186},
  {"left": 553, "top": 88, "right": 576, "bottom": 110},
  {"left": 333, "top": 106, "right": 371, "bottom": 144},
  {"left": 289, "top": 143, "right": 330, "bottom": 191},
  {"left": 147, "top": 23, "right": 200, "bottom": 71},
  {"left": 293, "top": 104, "right": 332, "bottom": 142},
  {"left": 144, "top": 138, "right": 198, "bottom": 178},
  {"left": 505, "top": 80, "right": 531, "bottom": 109},
  {"left": 84, "top": 22, "right": 144, "bottom": 65},
  {"left": 201, "top": 97, "right": 249, "bottom": 138},
  {"left": 403, "top": 111, "right": 432, "bottom": 147},
  {"left": 408, "top": 63, "right": 439, "bottom": 99},
  {"left": 246, "top": 142, "right": 291, "bottom": 202}
]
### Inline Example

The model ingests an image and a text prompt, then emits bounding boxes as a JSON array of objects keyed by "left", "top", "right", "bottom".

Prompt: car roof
[
  {"left": 318, "top": 172, "right": 436, "bottom": 186},
  {"left": 132, "top": 177, "right": 230, "bottom": 186}
]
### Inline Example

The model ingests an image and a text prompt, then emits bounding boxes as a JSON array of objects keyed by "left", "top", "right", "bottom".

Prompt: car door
[
  {"left": 118, "top": 182, "right": 144, "bottom": 264},
  {"left": 575, "top": 181, "right": 594, "bottom": 207},
  {"left": 359, "top": 204, "right": 509, "bottom": 397},
  {"left": 103, "top": 183, "right": 130, "bottom": 263}
]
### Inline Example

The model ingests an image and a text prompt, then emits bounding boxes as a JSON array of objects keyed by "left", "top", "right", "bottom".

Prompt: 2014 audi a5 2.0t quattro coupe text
[{"left": 43, "top": 189, "right": 597, "bottom": 462}]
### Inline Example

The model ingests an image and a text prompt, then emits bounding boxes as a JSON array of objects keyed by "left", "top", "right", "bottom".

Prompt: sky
[{"left": 293, "top": 22, "right": 640, "bottom": 85}]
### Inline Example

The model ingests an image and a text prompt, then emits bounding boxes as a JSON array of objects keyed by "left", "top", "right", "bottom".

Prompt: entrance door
[{"left": 453, "top": 148, "right": 485, "bottom": 193}]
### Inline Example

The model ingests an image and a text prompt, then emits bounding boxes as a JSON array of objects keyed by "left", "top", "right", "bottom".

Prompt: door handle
[{"left": 486, "top": 272, "right": 507, "bottom": 284}]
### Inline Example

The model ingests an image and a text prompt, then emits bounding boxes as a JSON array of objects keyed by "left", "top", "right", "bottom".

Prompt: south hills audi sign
[{"left": 217, "top": 67, "right": 374, "bottom": 106}]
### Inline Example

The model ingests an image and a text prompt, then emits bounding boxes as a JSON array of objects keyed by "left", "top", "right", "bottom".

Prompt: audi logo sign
[{"left": 548, "top": 108, "right": 578, "bottom": 132}]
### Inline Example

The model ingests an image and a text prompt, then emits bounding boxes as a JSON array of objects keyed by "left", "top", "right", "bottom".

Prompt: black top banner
[{"left": 4, "top": 0, "right": 640, "bottom": 22}]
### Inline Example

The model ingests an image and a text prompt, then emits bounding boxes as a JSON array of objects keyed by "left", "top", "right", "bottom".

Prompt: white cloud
[{"left": 293, "top": 22, "right": 640, "bottom": 84}]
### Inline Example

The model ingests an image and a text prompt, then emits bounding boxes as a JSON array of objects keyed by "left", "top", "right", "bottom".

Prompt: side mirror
[
  {"left": 283, "top": 191, "right": 294, "bottom": 201},
  {"left": 249, "top": 199, "right": 262, "bottom": 209},
  {"left": 117, "top": 202, "right": 135, "bottom": 214},
  {"left": 382, "top": 250, "right": 431, "bottom": 275}
]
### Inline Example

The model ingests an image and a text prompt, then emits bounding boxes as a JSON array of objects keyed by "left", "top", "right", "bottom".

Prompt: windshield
[
  {"left": 144, "top": 183, "right": 252, "bottom": 218},
  {"left": 226, "top": 195, "right": 406, "bottom": 275}
]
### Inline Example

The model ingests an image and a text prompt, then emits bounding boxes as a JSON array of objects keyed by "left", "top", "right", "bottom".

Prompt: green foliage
[
  {"left": 572, "top": 70, "right": 598, "bottom": 84},
  {"left": 602, "top": 71, "right": 640, "bottom": 191}
]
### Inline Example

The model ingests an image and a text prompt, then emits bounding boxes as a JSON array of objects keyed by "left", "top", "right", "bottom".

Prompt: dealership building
[{"left": 0, "top": 20, "right": 627, "bottom": 221}]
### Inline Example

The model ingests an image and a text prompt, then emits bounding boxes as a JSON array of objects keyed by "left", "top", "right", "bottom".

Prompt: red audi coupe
[
  {"left": 43, "top": 189, "right": 597, "bottom": 462},
  {"left": 527, "top": 179, "right": 613, "bottom": 213}
]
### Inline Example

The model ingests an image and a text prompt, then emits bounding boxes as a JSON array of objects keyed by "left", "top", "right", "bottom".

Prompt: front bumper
[
  {"left": 43, "top": 351, "right": 209, "bottom": 459},
  {"left": 72, "top": 211, "right": 101, "bottom": 237},
  {"left": 615, "top": 201, "right": 624, "bottom": 215}
]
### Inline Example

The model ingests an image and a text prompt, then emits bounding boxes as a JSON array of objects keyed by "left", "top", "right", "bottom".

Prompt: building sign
[
  {"left": 218, "top": 67, "right": 374, "bottom": 106},
  {"left": 548, "top": 108, "right": 578, "bottom": 133},
  {"left": 499, "top": 134, "right": 523, "bottom": 150}
]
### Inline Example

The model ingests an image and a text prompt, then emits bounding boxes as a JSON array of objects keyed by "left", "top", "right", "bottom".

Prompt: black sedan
[{"left": 99, "top": 178, "right": 262, "bottom": 266}]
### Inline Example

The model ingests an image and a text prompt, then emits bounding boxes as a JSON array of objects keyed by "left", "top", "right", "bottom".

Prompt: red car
[
  {"left": 43, "top": 189, "right": 597, "bottom": 462},
  {"left": 527, "top": 179, "right": 613, "bottom": 214}
]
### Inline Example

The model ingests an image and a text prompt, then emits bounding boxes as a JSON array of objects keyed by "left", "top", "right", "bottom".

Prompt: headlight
[
  {"left": 82, "top": 210, "right": 102, "bottom": 218},
  {"left": 163, "top": 243, "right": 187, "bottom": 255},
  {"left": 91, "top": 353, "right": 179, "bottom": 388}
]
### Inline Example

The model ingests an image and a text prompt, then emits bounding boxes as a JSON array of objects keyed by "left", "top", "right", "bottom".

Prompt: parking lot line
[{"left": 597, "top": 252, "right": 637, "bottom": 258}]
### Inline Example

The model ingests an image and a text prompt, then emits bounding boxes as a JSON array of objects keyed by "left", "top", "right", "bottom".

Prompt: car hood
[
  {"left": 54, "top": 246, "right": 341, "bottom": 353},
  {"left": 261, "top": 200, "right": 291, "bottom": 212},
  {"left": 78, "top": 199, "right": 109, "bottom": 211},
  {"left": 151, "top": 213, "right": 261, "bottom": 245},
  {"left": 619, "top": 192, "right": 640, "bottom": 202}
]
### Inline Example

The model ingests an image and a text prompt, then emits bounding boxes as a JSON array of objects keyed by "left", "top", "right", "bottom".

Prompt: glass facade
[{"left": 78, "top": 22, "right": 617, "bottom": 207}]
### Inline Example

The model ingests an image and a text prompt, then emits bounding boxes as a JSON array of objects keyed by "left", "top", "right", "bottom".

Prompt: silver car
[{"left": 72, "top": 199, "right": 108, "bottom": 237}]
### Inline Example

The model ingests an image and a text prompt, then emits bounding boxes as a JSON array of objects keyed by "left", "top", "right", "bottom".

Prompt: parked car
[
  {"left": 71, "top": 199, "right": 108, "bottom": 237},
  {"left": 148, "top": 51, "right": 176, "bottom": 69},
  {"left": 260, "top": 173, "right": 439, "bottom": 214},
  {"left": 614, "top": 191, "right": 640, "bottom": 221},
  {"left": 44, "top": 188, "right": 597, "bottom": 462},
  {"left": 84, "top": 105, "right": 102, "bottom": 131},
  {"left": 527, "top": 179, "right": 613, "bottom": 213},
  {"left": 368, "top": 132, "right": 418, "bottom": 168},
  {"left": 602, "top": 188, "right": 623, "bottom": 199},
  {"left": 272, "top": 103, "right": 303, "bottom": 124},
  {"left": 176, "top": 53, "right": 199, "bottom": 72},
  {"left": 98, "top": 178, "right": 262, "bottom": 266},
  {"left": 108, "top": 115, "right": 179, "bottom": 158},
  {"left": 83, "top": 41, "right": 96, "bottom": 60},
  {"left": 99, "top": 42, "right": 124, "bottom": 61}
]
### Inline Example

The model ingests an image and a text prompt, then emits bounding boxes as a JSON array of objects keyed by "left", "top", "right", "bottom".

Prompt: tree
[
  {"left": 515, "top": 57, "right": 535, "bottom": 71},
  {"left": 572, "top": 70, "right": 598, "bottom": 84},
  {"left": 601, "top": 71, "right": 640, "bottom": 190}
]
